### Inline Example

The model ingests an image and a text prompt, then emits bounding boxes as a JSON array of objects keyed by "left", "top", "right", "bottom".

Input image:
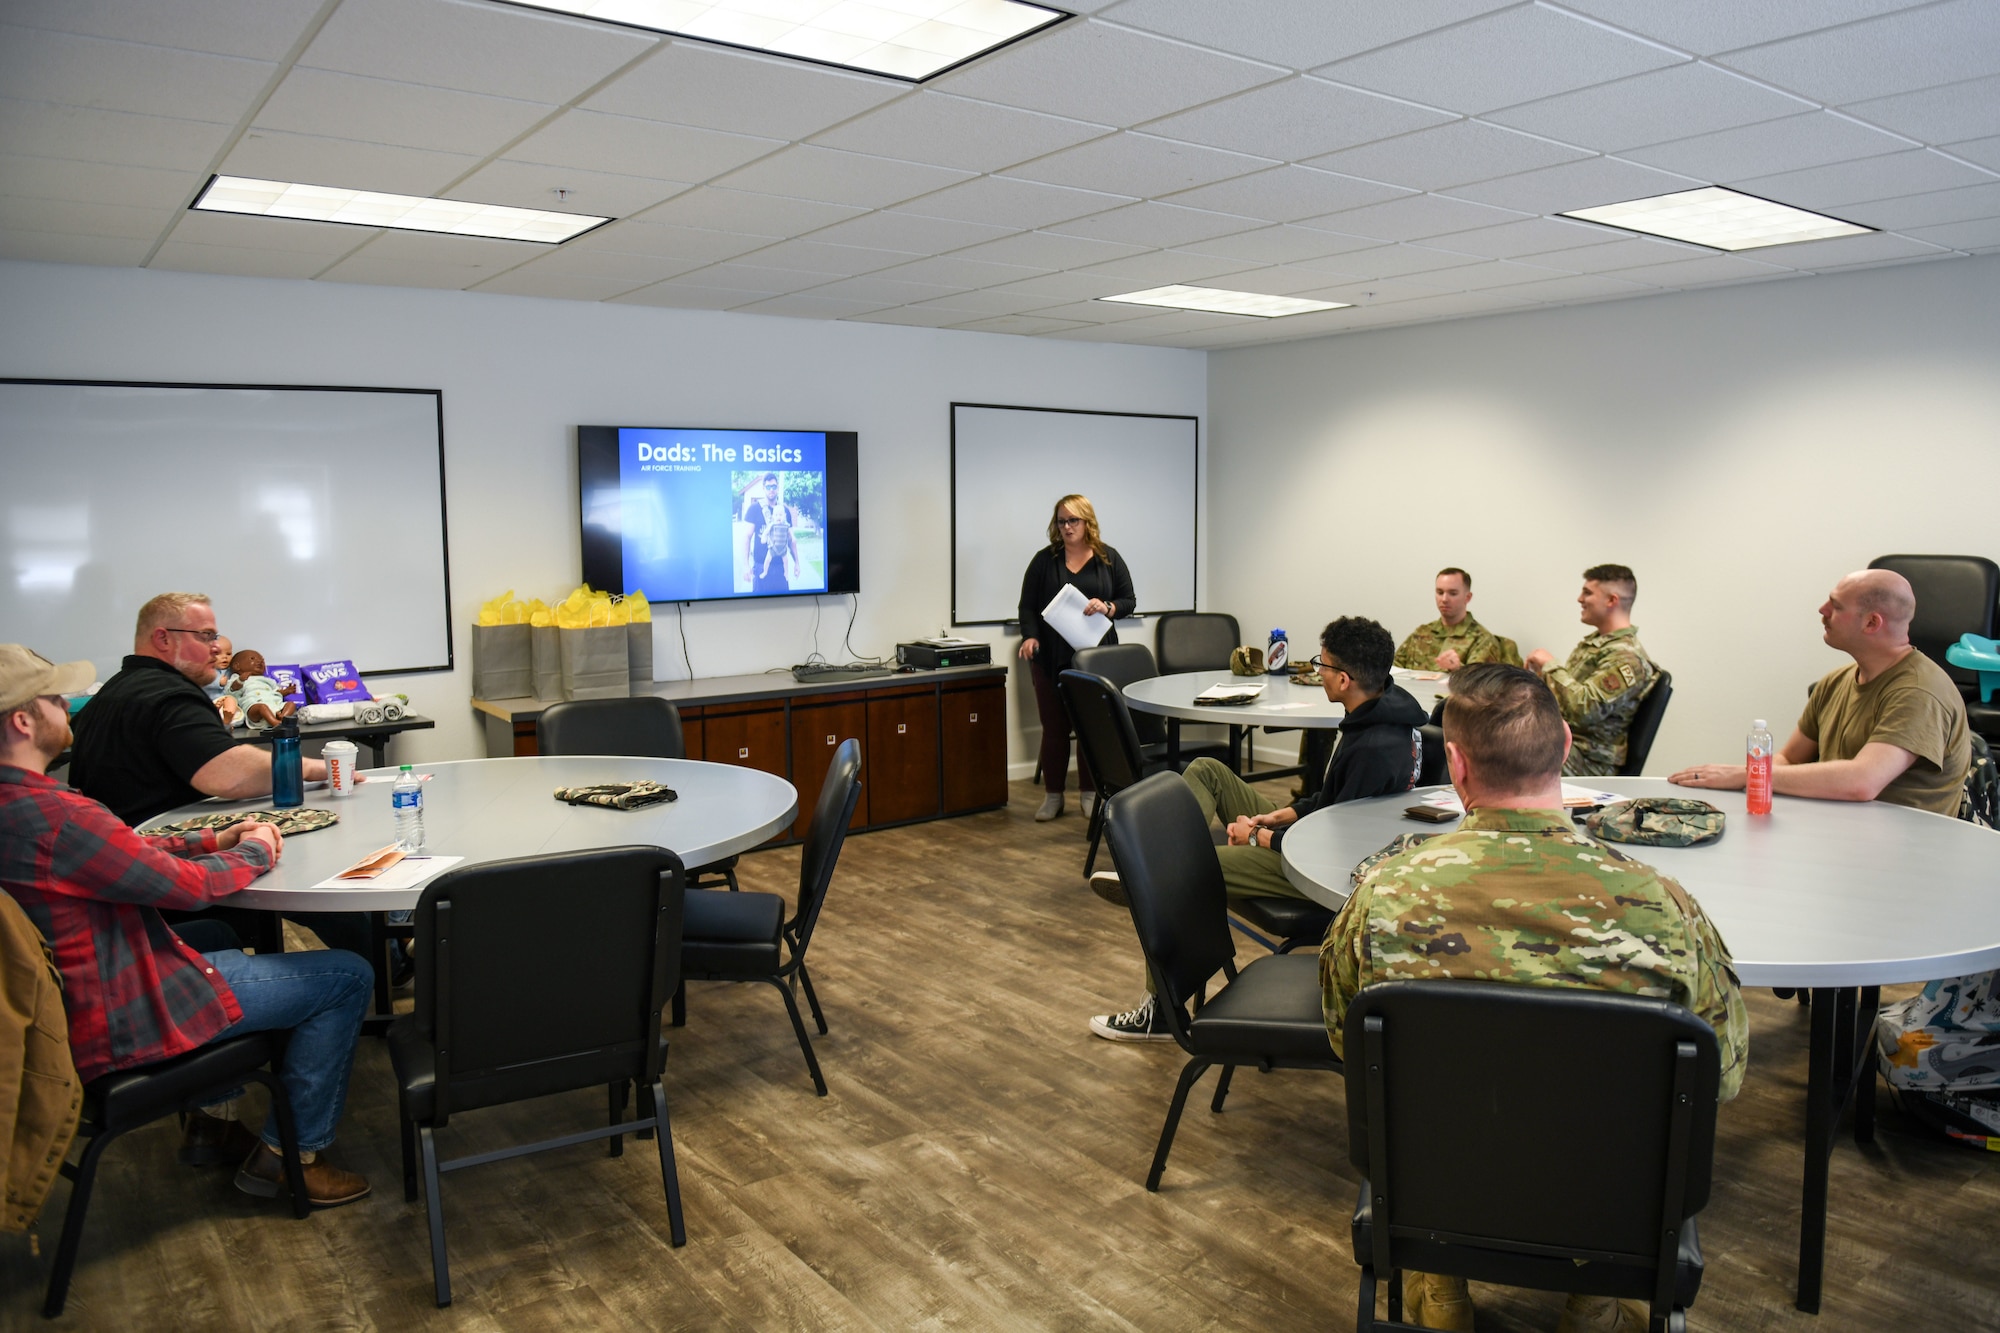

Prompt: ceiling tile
[
  {"left": 0, "top": 196, "right": 177, "bottom": 240},
  {"left": 804, "top": 210, "right": 1020, "bottom": 254},
  {"left": 947, "top": 229, "right": 1149, "bottom": 269},
  {"left": 1405, "top": 258, "right": 1571, "bottom": 291},
  {"left": 927, "top": 19, "right": 1284, "bottom": 128},
  {"left": 1716, "top": 0, "right": 2000, "bottom": 106},
  {"left": 1304, "top": 120, "right": 1590, "bottom": 191},
  {"left": 985, "top": 270, "right": 1134, "bottom": 302},
  {"left": 0, "top": 229, "right": 153, "bottom": 265},
  {"left": 948, "top": 314, "right": 1094, "bottom": 336},
  {"left": 1518, "top": 235, "right": 1713, "bottom": 271},
  {"left": 508, "top": 110, "right": 783, "bottom": 186},
  {"left": 862, "top": 254, "right": 1049, "bottom": 288},
  {"left": 220, "top": 130, "right": 482, "bottom": 195},
  {"left": 1943, "top": 132, "right": 2000, "bottom": 172},
  {"left": 1304, "top": 192, "right": 1528, "bottom": 242},
  {"left": 894, "top": 289, "right": 1055, "bottom": 316},
  {"left": 1016, "top": 299, "right": 1155, "bottom": 323},
  {"left": 727, "top": 238, "right": 915, "bottom": 277},
  {"left": 1556, "top": 0, "right": 1933, "bottom": 57},
  {"left": 1171, "top": 263, "right": 1370, "bottom": 296},
  {"left": 841, "top": 306, "right": 971, "bottom": 328},
  {"left": 1308, "top": 243, "right": 1492, "bottom": 279},
  {"left": 163, "top": 209, "right": 378, "bottom": 256},
  {"left": 730, "top": 292, "right": 900, "bottom": 319},
  {"left": 583, "top": 39, "right": 903, "bottom": 141},
  {"left": 1745, "top": 230, "right": 1952, "bottom": 267},
  {"left": 1334, "top": 288, "right": 1535, "bottom": 324},
  {"left": 483, "top": 245, "right": 704, "bottom": 285},
  {"left": 1736, "top": 148, "right": 1997, "bottom": 211},
  {"left": 566, "top": 220, "right": 773, "bottom": 265},
  {"left": 1842, "top": 180, "right": 2000, "bottom": 229},
  {"left": 148, "top": 240, "right": 338, "bottom": 279},
  {"left": 1171, "top": 224, "right": 1383, "bottom": 266},
  {"left": 1162, "top": 165, "right": 1411, "bottom": 224},
  {"left": 660, "top": 260, "right": 834, "bottom": 294},
  {"left": 316, "top": 253, "right": 501, "bottom": 290},
  {"left": 1846, "top": 75, "right": 2000, "bottom": 145},
  {"left": 810, "top": 91, "right": 1110, "bottom": 173},
  {"left": 348, "top": 231, "right": 542, "bottom": 265},
  {"left": 1042, "top": 200, "right": 1261, "bottom": 247},
  {"left": 300, "top": 0, "right": 658, "bottom": 103},
  {"left": 1623, "top": 111, "right": 1916, "bottom": 182},
  {"left": 1485, "top": 64, "right": 1815, "bottom": 153},
  {"left": 610, "top": 281, "right": 760, "bottom": 310},
  {"left": 0, "top": 24, "right": 275, "bottom": 123},
  {"left": 1138, "top": 76, "right": 1454, "bottom": 163},
  {"left": 451, "top": 159, "right": 691, "bottom": 217},
  {"left": 253, "top": 68, "right": 556, "bottom": 157},
  {"left": 799, "top": 273, "right": 966, "bottom": 304},
  {"left": 1488, "top": 271, "right": 1656, "bottom": 303},
  {"left": 468, "top": 269, "right": 647, "bottom": 301},
  {"left": 0, "top": 154, "right": 195, "bottom": 210},
  {"left": 0, "top": 99, "right": 235, "bottom": 171},
  {"left": 2, "top": 0, "right": 324, "bottom": 60},
  {"left": 895, "top": 175, "right": 1132, "bottom": 229},
  {"left": 712, "top": 144, "right": 971, "bottom": 208},
  {"left": 1004, "top": 131, "right": 1273, "bottom": 197},
  {"left": 633, "top": 187, "right": 864, "bottom": 237},
  {"left": 1072, "top": 250, "right": 1260, "bottom": 285},
  {"left": 1099, "top": 0, "right": 1517, "bottom": 70},
  {"left": 1443, "top": 156, "right": 1705, "bottom": 214},
  {"left": 1903, "top": 216, "right": 2000, "bottom": 250},
  {"left": 1583, "top": 254, "right": 1795, "bottom": 287},
  {"left": 1417, "top": 215, "right": 1627, "bottom": 258},
  {"left": 1317, "top": 5, "right": 1686, "bottom": 116}
]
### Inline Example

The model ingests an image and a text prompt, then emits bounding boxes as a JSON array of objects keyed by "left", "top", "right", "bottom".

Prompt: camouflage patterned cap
[
  {"left": 145, "top": 807, "right": 340, "bottom": 837},
  {"left": 1585, "top": 798, "right": 1724, "bottom": 847}
]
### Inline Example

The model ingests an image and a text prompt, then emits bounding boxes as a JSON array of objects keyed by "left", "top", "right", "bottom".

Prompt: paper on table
[
  {"left": 1561, "top": 783, "right": 1623, "bottom": 807},
  {"left": 312, "top": 855, "right": 464, "bottom": 891},
  {"left": 1421, "top": 790, "right": 1466, "bottom": 813},
  {"left": 1041, "top": 583, "right": 1111, "bottom": 651},
  {"left": 1196, "top": 682, "right": 1264, "bottom": 702}
]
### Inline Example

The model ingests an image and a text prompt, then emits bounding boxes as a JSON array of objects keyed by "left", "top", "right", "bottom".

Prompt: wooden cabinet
[
  {"left": 789, "top": 693, "right": 868, "bottom": 839},
  {"left": 865, "top": 685, "right": 940, "bottom": 826},
  {"left": 701, "top": 702, "right": 787, "bottom": 779},
  {"left": 941, "top": 680, "right": 1008, "bottom": 814}
]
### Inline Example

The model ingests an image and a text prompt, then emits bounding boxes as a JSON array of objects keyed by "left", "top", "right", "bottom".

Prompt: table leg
[
  {"left": 1168, "top": 717, "right": 1182, "bottom": 768},
  {"left": 1795, "top": 984, "right": 1882, "bottom": 1313}
]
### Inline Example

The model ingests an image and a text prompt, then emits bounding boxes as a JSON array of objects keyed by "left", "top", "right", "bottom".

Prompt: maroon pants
[{"left": 1030, "top": 662, "right": 1093, "bottom": 795}]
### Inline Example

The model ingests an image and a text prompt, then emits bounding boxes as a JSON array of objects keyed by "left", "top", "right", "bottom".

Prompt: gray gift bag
[
  {"left": 627, "top": 621, "right": 654, "bottom": 685},
  {"left": 559, "top": 624, "right": 630, "bottom": 700},
  {"left": 470, "top": 623, "right": 531, "bottom": 700},
  {"left": 532, "top": 625, "right": 564, "bottom": 702}
]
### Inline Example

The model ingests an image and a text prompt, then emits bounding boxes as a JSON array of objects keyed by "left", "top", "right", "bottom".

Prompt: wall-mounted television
[{"left": 579, "top": 425, "right": 859, "bottom": 604}]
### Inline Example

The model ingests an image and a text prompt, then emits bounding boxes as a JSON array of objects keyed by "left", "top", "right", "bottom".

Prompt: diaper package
[
  {"left": 303, "top": 659, "right": 373, "bottom": 706},
  {"left": 267, "top": 664, "right": 308, "bottom": 705}
]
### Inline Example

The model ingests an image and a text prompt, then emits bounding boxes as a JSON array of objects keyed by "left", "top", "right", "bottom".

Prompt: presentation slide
[{"left": 612, "top": 427, "right": 829, "bottom": 601}]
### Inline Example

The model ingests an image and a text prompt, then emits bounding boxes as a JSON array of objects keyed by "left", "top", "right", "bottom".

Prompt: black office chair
[
  {"left": 1057, "top": 670, "right": 1172, "bottom": 878},
  {"left": 1417, "top": 724, "right": 1447, "bottom": 786},
  {"left": 1345, "top": 981, "right": 1717, "bottom": 1333},
  {"left": 1155, "top": 612, "right": 1240, "bottom": 674},
  {"left": 537, "top": 697, "right": 739, "bottom": 891},
  {"left": 43, "top": 1033, "right": 309, "bottom": 1317},
  {"left": 1103, "top": 772, "right": 1343, "bottom": 1191},
  {"left": 673, "top": 739, "right": 861, "bottom": 1097},
  {"left": 1616, "top": 670, "right": 1673, "bottom": 777},
  {"left": 1075, "top": 642, "right": 1231, "bottom": 770},
  {"left": 1871, "top": 553, "right": 2000, "bottom": 741},
  {"left": 389, "top": 846, "right": 687, "bottom": 1306}
]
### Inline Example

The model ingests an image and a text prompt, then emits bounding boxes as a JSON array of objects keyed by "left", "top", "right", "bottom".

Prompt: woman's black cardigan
[{"left": 1016, "top": 543, "right": 1138, "bottom": 678}]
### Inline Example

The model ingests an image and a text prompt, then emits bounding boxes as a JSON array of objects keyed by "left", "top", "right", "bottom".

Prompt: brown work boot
[
  {"left": 178, "top": 1111, "right": 261, "bottom": 1167},
  {"left": 1556, "top": 1293, "right": 1648, "bottom": 1333},
  {"left": 234, "top": 1142, "right": 371, "bottom": 1208},
  {"left": 1400, "top": 1270, "right": 1474, "bottom": 1331}
]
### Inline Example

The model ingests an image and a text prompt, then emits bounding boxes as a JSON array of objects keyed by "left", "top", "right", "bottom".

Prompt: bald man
[{"left": 1673, "top": 569, "right": 1971, "bottom": 815}]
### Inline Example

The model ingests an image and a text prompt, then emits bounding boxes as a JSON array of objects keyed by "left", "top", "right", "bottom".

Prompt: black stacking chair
[
  {"left": 1345, "top": 981, "right": 1718, "bottom": 1333},
  {"left": 1057, "top": 670, "right": 1172, "bottom": 877},
  {"left": 1075, "top": 642, "right": 1231, "bottom": 771},
  {"left": 1616, "top": 670, "right": 1673, "bottom": 777},
  {"left": 1417, "top": 724, "right": 1448, "bottom": 786},
  {"left": 537, "top": 697, "right": 738, "bottom": 890},
  {"left": 389, "top": 846, "right": 687, "bottom": 1307},
  {"left": 1155, "top": 611, "right": 1255, "bottom": 770},
  {"left": 1870, "top": 553, "right": 2000, "bottom": 741},
  {"left": 673, "top": 739, "right": 861, "bottom": 1097},
  {"left": 43, "top": 1033, "right": 308, "bottom": 1317},
  {"left": 1103, "top": 772, "right": 1342, "bottom": 1191}
]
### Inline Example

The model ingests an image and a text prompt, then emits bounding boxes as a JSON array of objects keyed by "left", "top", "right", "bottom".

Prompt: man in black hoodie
[{"left": 1090, "top": 617, "right": 1426, "bottom": 1041}]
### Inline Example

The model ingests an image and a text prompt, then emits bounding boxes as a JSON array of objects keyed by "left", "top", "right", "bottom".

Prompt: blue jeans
[{"left": 205, "top": 948, "right": 373, "bottom": 1154}]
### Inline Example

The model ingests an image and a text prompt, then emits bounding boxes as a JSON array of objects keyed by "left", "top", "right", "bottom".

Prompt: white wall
[
  {"left": 1209, "top": 253, "right": 2000, "bottom": 774},
  {"left": 0, "top": 259, "right": 1205, "bottom": 770}
]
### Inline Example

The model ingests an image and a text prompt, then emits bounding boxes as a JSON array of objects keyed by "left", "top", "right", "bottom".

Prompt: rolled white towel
[
  {"left": 353, "top": 701, "right": 387, "bottom": 725},
  {"left": 297, "top": 702, "right": 356, "bottom": 724},
  {"left": 379, "top": 699, "right": 406, "bottom": 721}
]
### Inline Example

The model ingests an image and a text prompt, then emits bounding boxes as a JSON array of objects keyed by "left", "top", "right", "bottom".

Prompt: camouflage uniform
[
  {"left": 1320, "top": 807, "right": 1746, "bottom": 1100},
  {"left": 1543, "top": 626, "right": 1657, "bottom": 776},
  {"left": 1393, "top": 614, "right": 1522, "bottom": 671}
]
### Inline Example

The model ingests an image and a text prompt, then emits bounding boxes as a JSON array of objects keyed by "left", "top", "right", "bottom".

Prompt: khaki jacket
[{"left": 2, "top": 889, "right": 82, "bottom": 1233}]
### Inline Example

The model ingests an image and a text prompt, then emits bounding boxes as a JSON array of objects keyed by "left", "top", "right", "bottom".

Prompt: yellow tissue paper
[
  {"left": 478, "top": 590, "right": 533, "bottom": 626},
  {"left": 625, "top": 592, "right": 651, "bottom": 624}
]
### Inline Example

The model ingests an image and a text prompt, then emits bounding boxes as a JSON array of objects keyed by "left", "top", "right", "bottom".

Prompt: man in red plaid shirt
[{"left": 0, "top": 645, "right": 373, "bottom": 1206}]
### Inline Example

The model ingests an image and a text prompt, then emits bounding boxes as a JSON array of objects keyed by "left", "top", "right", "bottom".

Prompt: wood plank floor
[{"left": 7, "top": 778, "right": 1998, "bottom": 1330}]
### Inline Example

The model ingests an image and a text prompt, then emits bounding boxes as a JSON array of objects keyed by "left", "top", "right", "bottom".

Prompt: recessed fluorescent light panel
[
  {"left": 505, "top": 0, "right": 1067, "bottom": 81},
  {"left": 1099, "top": 285, "right": 1351, "bottom": 319},
  {"left": 191, "top": 175, "right": 611, "bottom": 243},
  {"left": 1560, "top": 187, "right": 1871, "bottom": 251}
]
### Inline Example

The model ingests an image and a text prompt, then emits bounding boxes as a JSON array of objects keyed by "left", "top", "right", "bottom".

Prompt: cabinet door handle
[
  {"left": 826, "top": 734, "right": 836, "bottom": 745},
  {"left": 738, "top": 747, "right": 749, "bottom": 759},
  {"left": 897, "top": 723, "right": 906, "bottom": 734},
  {"left": 969, "top": 713, "right": 978, "bottom": 723}
]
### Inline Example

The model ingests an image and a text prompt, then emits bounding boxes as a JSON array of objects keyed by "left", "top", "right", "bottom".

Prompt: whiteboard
[
  {"left": 0, "top": 380, "right": 452, "bottom": 681},
  {"left": 952, "top": 404, "right": 1198, "bottom": 626}
]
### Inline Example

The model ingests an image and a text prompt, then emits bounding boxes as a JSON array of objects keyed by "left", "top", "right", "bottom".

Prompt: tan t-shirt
[{"left": 1798, "top": 649, "right": 1971, "bottom": 816}]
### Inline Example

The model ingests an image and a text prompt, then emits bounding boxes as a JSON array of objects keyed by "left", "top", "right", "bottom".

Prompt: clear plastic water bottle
[
  {"left": 1266, "top": 627, "right": 1289, "bottom": 675},
  {"left": 392, "top": 764, "right": 425, "bottom": 851},
  {"left": 1746, "top": 718, "right": 1774, "bottom": 816}
]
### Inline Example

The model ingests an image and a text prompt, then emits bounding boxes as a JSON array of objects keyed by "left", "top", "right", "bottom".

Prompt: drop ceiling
[{"left": 2, "top": 0, "right": 1996, "bottom": 349}]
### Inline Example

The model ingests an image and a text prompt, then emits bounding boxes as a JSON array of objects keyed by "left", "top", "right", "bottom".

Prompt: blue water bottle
[{"left": 271, "top": 719, "right": 304, "bottom": 809}]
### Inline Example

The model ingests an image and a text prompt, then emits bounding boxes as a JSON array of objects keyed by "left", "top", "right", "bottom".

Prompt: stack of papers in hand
[{"left": 1194, "top": 682, "right": 1264, "bottom": 706}]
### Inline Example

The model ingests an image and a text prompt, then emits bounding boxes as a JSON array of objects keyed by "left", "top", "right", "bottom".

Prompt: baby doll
[{"left": 216, "top": 648, "right": 298, "bottom": 731}]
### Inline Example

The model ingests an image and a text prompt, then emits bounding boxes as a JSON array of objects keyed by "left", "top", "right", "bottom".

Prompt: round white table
[
  {"left": 1123, "top": 668, "right": 1449, "bottom": 774},
  {"left": 142, "top": 756, "right": 799, "bottom": 913},
  {"left": 1279, "top": 777, "right": 2000, "bottom": 1313}
]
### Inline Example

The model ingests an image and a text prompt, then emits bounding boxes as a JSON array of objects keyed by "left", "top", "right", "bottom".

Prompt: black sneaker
[{"left": 1089, "top": 996, "right": 1175, "bottom": 1043}]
